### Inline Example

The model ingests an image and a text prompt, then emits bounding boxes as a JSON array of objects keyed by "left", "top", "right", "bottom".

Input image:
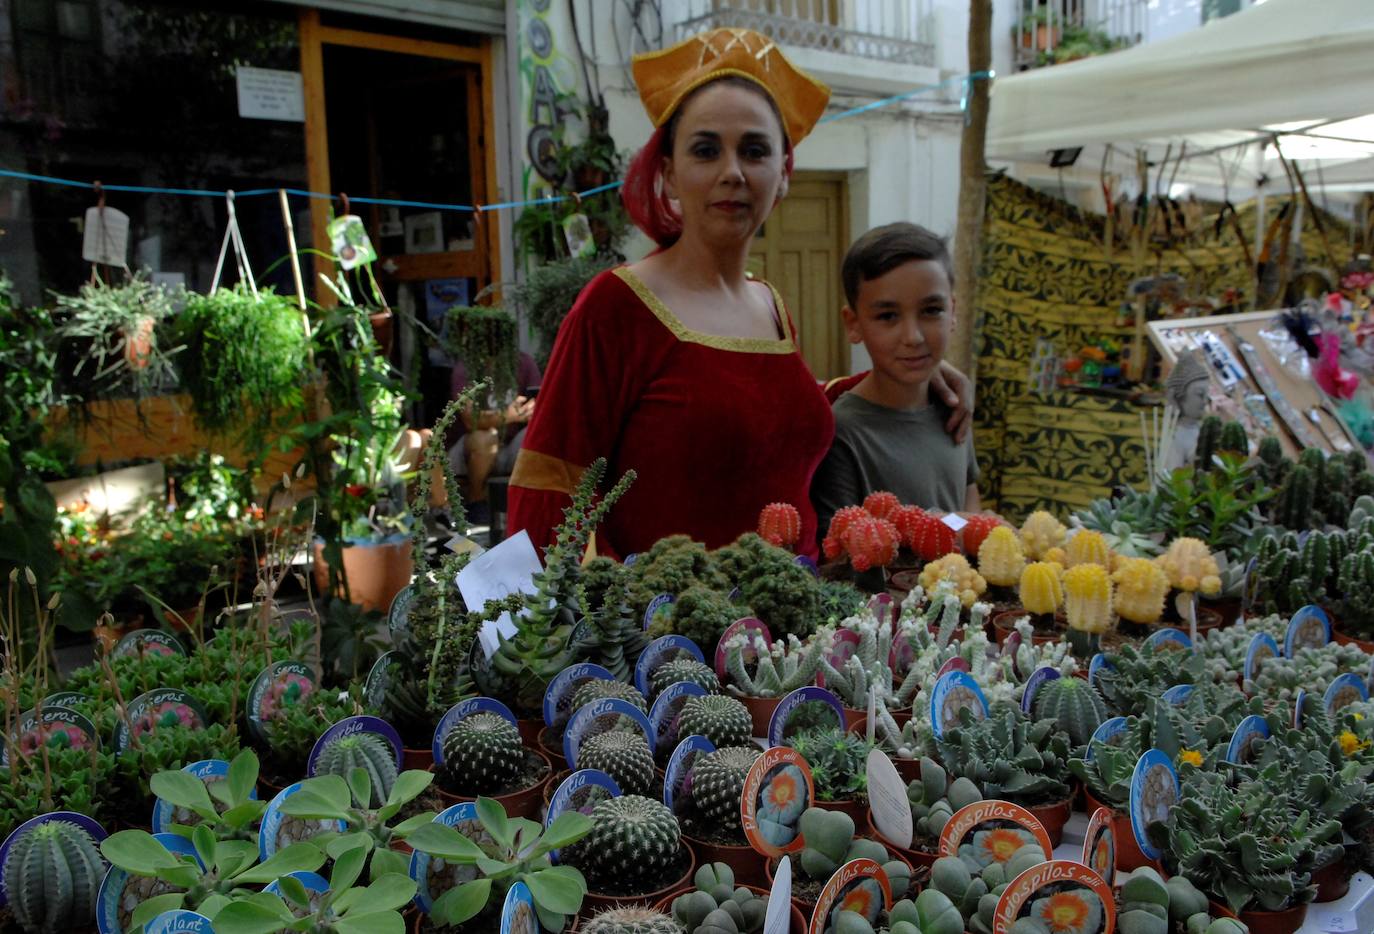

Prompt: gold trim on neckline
[{"left": 614, "top": 266, "right": 796, "bottom": 355}]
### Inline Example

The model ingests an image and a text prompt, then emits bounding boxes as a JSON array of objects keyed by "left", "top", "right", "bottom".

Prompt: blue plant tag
[
  {"left": 1087, "top": 653, "right": 1113, "bottom": 689},
  {"left": 634, "top": 635, "right": 704, "bottom": 696},
  {"left": 795, "top": 555, "right": 820, "bottom": 577},
  {"left": 564, "top": 698, "right": 656, "bottom": 768},
  {"left": 1294, "top": 689, "right": 1309, "bottom": 729},
  {"left": 1129, "top": 749, "right": 1179, "bottom": 861},
  {"left": 264, "top": 870, "right": 329, "bottom": 899},
  {"left": 1143, "top": 628, "right": 1192, "bottom": 653},
  {"left": 663, "top": 735, "right": 717, "bottom": 813},
  {"left": 433, "top": 698, "right": 518, "bottom": 766},
  {"left": 246, "top": 661, "right": 316, "bottom": 745},
  {"left": 650, "top": 682, "right": 707, "bottom": 754},
  {"left": 1084, "top": 716, "right": 1129, "bottom": 762},
  {"left": 388, "top": 583, "right": 417, "bottom": 634},
  {"left": 1240, "top": 555, "right": 1261, "bottom": 615},
  {"left": 1020, "top": 666, "right": 1061, "bottom": 714},
  {"left": 112, "top": 629, "right": 185, "bottom": 659},
  {"left": 1225, "top": 715, "right": 1270, "bottom": 765},
  {"left": 94, "top": 835, "right": 200, "bottom": 934},
  {"left": 768, "top": 686, "right": 845, "bottom": 748},
  {"left": 259, "top": 782, "right": 346, "bottom": 861},
  {"left": 642, "top": 593, "right": 675, "bottom": 632},
  {"left": 144, "top": 910, "right": 215, "bottom": 934},
  {"left": 544, "top": 770, "right": 621, "bottom": 864},
  {"left": 1, "top": 705, "right": 99, "bottom": 768},
  {"left": 115, "top": 689, "right": 208, "bottom": 753},
  {"left": 501, "top": 880, "right": 537, "bottom": 934},
  {"left": 0, "top": 811, "right": 106, "bottom": 909},
  {"left": 929, "top": 672, "right": 989, "bottom": 739},
  {"left": 623, "top": 552, "right": 639, "bottom": 567},
  {"left": 410, "top": 802, "right": 481, "bottom": 913},
  {"left": 307, "top": 715, "right": 403, "bottom": 777},
  {"left": 1285, "top": 606, "right": 1332, "bottom": 658},
  {"left": 1160, "top": 684, "right": 1194, "bottom": 705},
  {"left": 543, "top": 664, "right": 616, "bottom": 729},
  {"left": 1244, "top": 633, "right": 1280, "bottom": 685},
  {"left": 364, "top": 651, "right": 402, "bottom": 713},
  {"left": 151, "top": 759, "right": 256, "bottom": 833},
  {"left": 1324, "top": 673, "right": 1369, "bottom": 716}
]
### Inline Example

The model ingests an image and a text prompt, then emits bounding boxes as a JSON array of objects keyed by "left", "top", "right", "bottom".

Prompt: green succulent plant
[
  {"left": 438, "top": 710, "right": 525, "bottom": 795},
  {"left": 649, "top": 657, "right": 721, "bottom": 697},
  {"left": 906, "top": 757, "right": 983, "bottom": 845},
  {"left": 790, "top": 726, "right": 873, "bottom": 802},
  {"left": 582, "top": 905, "right": 682, "bottom": 933},
  {"left": 935, "top": 704, "right": 1073, "bottom": 807},
  {"left": 714, "top": 532, "right": 823, "bottom": 640},
  {"left": 794, "top": 807, "right": 911, "bottom": 898},
  {"left": 1030, "top": 675, "right": 1107, "bottom": 748},
  {"left": 571, "top": 678, "right": 648, "bottom": 714},
  {"left": 723, "top": 628, "right": 829, "bottom": 699},
  {"left": 2, "top": 818, "right": 106, "bottom": 934},
  {"left": 930, "top": 843, "right": 1048, "bottom": 934},
  {"left": 576, "top": 730, "right": 657, "bottom": 796},
  {"left": 678, "top": 694, "right": 753, "bottom": 749},
  {"left": 313, "top": 732, "right": 397, "bottom": 808},
  {"left": 690, "top": 746, "right": 761, "bottom": 832},
  {"left": 568, "top": 794, "right": 682, "bottom": 892},
  {"left": 575, "top": 563, "right": 650, "bottom": 682},
  {"left": 669, "top": 862, "right": 771, "bottom": 934}
]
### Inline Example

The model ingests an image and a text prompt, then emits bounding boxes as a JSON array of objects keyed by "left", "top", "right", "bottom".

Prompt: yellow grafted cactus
[
  {"left": 919, "top": 554, "right": 987, "bottom": 608},
  {"left": 1018, "top": 561, "right": 1064, "bottom": 616},
  {"left": 1066, "top": 529, "right": 1112, "bottom": 568},
  {"left": 1019, "top": 510, "right": 1067, "bottom": 560},
  {"left": 1111, "top": 557, "right": 1171, "bottom": 624},
  {"left": 1063, "top": 563, "right": 1112, "bottom": 634},
  {"left": 1043, "top": 547, "right": 1068, "bottom": 567},
  {"left": 1156, "top": 537, "right": 1222, "bottom": 595},
  {"left": 978, "top": 525, "right": 1026, "bottom": 588}
]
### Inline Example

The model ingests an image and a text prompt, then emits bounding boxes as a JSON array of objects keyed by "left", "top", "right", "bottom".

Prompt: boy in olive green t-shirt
[{"left": 811, "top": 222, "right": 980, "bottom": 538}]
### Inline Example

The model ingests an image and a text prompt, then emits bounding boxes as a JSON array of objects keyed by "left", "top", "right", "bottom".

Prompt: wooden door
[{"left": 748, "top": 172, "right": 850, "bottom": 380}]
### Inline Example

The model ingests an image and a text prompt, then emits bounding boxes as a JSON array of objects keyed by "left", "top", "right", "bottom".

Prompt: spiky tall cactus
[
  {"left": 576, "top": 565, "right": 650, "bottom": 683},
  {"left": 576, "top": 730, "right": 656, "bottom": 796},
  {"left": 1063, "top": 563, "right": 1111, "bottom": 655},
  {"left": 1257, "top": 436, "right": 1289, "bottom": 488},
  {"left": 649, "top": 658, "right": 720, "bottom": 698},
  {"left": 1031, "top": 676, "right": 1107, "bottom": 747},
  {"left": 577, "top": 795, "right": 682, "bottom": 890},
  {"left": 1218, "top": 420, "right": 1249, "bottom": 457},
  {"left": 678, "top": 695, "right": 753, "bottom": 749},
  {"left": 571, "top": 679, "right": 648, "bottom": 715},
  {"left": 315, "top": 732, "right": 397, "bottom": 806},
  {"left": 440, "top": 711, "right": 524, "bottom": 794},
  {"left": 691, "top": 746, "right": 761, "bottom": 828},
  {"left": 1194, "top": 415, "right": 1223, "bottom": 470},
  {"left": 725, "top": 630, "right": 830, "bottom": 698},
  {"left": 2, "top": 819, "right": 105, "bottom": 933},
  {"left": 1066, "top": 530, "right": 1111, "bottom": 568}
]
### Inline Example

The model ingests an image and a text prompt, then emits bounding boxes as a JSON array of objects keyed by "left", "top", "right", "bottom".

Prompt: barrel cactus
[
  {"left": 678, "top": 695, "right": 752, "bottom": 749},
  {"left": 576, "top": 795, "right": 682, "bottom": 891},
  {"left": 2, "top": 819, "right": 106, "bottom": 933},
  {"left": 315, "top": 731, "right": 397, "bottom": 806},
  {"left": 1030, "top": 676, "right": 1107, "bottom": 748},
  {"left": 580, "top": 906, "right": 680, "bottom": 934},
  {"left": 1018, "top": 562, "right": 1063, "bottom": 617},
  {"left": 649, "top": 658, "right": 720, "bottom": 698},
  {"left": 439, "top": 711, "right": 524, "bottom": 794},
  {"left": 572, "top": 679, "right": 648, "bottom": 715},
  {"left": 691, "top": 746, "right": 761, "bottom": 829},
  {"left": 577, "top": 730, "right": 656, "bottom": 796}
]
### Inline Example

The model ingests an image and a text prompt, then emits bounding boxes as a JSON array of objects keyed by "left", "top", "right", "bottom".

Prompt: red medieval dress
[{"left": 507, "top": 266, "right": 835, "bottom": 560}]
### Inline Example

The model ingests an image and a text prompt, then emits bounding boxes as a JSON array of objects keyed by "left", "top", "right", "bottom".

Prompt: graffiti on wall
[{"left": 518, "top": 0, "right": 579, "bottom": 192}]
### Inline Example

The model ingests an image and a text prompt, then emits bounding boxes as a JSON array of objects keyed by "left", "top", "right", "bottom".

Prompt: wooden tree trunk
[{"left": 951, "top": 0, "right": 993, "bottom": 377}]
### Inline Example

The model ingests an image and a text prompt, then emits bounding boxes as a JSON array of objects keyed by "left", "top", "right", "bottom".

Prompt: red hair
[{"left": 621, "top": 84, "right": 795, "bottom": 249}]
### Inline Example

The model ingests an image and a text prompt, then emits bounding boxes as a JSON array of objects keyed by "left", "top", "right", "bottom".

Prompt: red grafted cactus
[
  {"left": 908, "top": 512, "right": 958, "bottom": 562},
  {"left": 757, "top": 502, "right": 802, "bottom": 549},
  {"left": 843, "top": 515, "right": 900, "bottom": 572},
  {"left": 823, "top": 505, "right": 871, "bottom": 560},
  {"left": 862, "top": 490, "right": 901, "bottom": 522},
  {"left": 892, "top": 505, "right": 927, "bottom": 549},
  {"left": 961, "top": 513, "right": 1004, "bottom": 558}
]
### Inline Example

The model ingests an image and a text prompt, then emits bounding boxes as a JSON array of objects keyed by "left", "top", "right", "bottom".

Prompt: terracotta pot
[
  {"left": 1204, "top": 597, "right": 1242, "bottom": 628},
  {"left": 992, "top": 609, "right": 1058, "bottom": 646},
  {"left": 865, "top": 810, "right": 938, "bottom": 871},
  {"left": 1209, "top": 900, "right": 1308, "bottom": 934},
  {"left": 1026, "top": 796, "right": 1072, "bottom": 848},
  {"left": 1312, "top": 851, "right": 1351, "bottom": 902},
  {"left": 841, "top": 706, "right": 867, "bottom": 733},
  {"left": 543, "top": 770, "right": 569, "bottom": 810},
  {"left": 369, "top": 310, "right": 395, "bottom": 357},
  {"left": 580, "top": 841, "right": 696, "bottom": 914},
  {"left": 739, "top": 694, "right": 783, "bottom": 737},
  {"left": 163, "top": 605, "right": 201, "bottom": 632},
  {"left": 1159, "top": 603, "right": 1224, "bottom": 636},
  {"left": 893, "top": 756, "right": 920, "bottom": 783},
  {"left": 436, "top": 749, "right": 551, "bottom": 820},
  {"left": 1332, "top": 625, "right": 1374, "bottom": 654},
  {"left": 888, "top": 568, "right": 922, "bottom": 597},
  {"left": 403, "top": 747, "right": 432, "bottom": 771},
  {"left": 650, "top": 883, "right": 806, "bottom": 934},
  {"left": 515, "top": 718, "right": 543, "bottom": 747},
  {"left": 680, "top": 831, "right": 767, "bottom": 887},
  {"left": 538, "top": 725, "right": 569, "bottom": 773},
  {"left": 311, "top": 536, "right": 413, "bottom": 614},
  {"left": 1083, "top": 789, "right": 1152, "bottom": 871},
  {"left": 815, "top": 796, "right": 868, "bottom": 826}
]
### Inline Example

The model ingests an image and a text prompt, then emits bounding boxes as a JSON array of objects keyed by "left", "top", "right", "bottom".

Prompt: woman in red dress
[{"left": 508, "top": 28, "right": 969, "bottom": 560}]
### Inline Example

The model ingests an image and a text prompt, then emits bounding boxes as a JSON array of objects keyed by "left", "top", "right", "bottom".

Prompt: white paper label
[
  {"left": 941, "top": 513, "right": 969, "bottom": 533},
  {"left": 457, "top": 530, "right": 543, "bottom": 659},
  {"left": 82, "top": 206, "right": 129, "bottom": 266},
  {"left": 866, "top": 748, "right": 913, "bottom": 849},
  {"left": 235, "top": 66, "right": 305, "bottom": 122},
  {"left": 763, "top": 855, "right": 792, "bottom": 934}
]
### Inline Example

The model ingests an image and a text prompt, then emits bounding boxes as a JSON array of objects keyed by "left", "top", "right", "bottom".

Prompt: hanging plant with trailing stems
[
  {"left": 440, "top": 304, "right": 519, "bottom": 405},
  {"left": 53, "top": 272, "right": 180, "bottom": 402}
]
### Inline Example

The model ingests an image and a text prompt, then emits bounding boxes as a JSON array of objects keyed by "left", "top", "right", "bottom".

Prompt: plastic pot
[
  {"left": 1027, "top": 796, "right": 1073, "bottom": 848},
  {"left": 679, "top": 831, "right": 768, "bottom": 887},
  {"left": 991, "top": 609, "right": 1058, "bottom": 646},
  {"left": 1312, "top": 850, "right": 1351, "bottom": 903},
  {"left": 650, "top": 883, "right": 806, "bottom": 933},
  {"left": 738, "top": 694, "right": 782, "bottom": 737},
  {"left": 1209, "top": 899, "right": 1308, "bottom": 934},
  {"left": 435, "top": 749, "right": 551, "bottom": 820},
  {"left": 537, "top": 725, "right": 569, "bottom": 773},
  {"left": 311, "top": 535, "right": 413, "bottom": 614},
  {"left": 1083, "top": 789, "right": 1152, "bottom": 871},
  {"left": 402, "top": 747, "right": 432, "bottom": 771}
]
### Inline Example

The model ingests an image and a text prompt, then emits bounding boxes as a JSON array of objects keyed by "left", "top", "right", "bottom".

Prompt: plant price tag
[
  {"left": 82, "top": 206, "right": 129, "bottom": 266},
  {"left": 457, "top": 529, "right": 543, "bottom": 659}
]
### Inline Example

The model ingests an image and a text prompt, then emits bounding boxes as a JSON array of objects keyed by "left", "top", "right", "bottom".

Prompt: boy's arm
[
  {"left": 964, "top": 484, "right": 981, "bottom": 512},
  {"left": 810, "top": 438, "right": 865, "bottom": 548}
]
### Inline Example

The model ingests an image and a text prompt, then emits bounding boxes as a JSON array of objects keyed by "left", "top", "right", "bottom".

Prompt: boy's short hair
[{"left": 841, "top": 222, "right": 953, "bottom": 309}]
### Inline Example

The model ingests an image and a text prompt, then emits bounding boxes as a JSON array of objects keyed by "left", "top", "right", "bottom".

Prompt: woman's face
[{"left": 662, "top": 81, "right": 788, "bottom": 248}]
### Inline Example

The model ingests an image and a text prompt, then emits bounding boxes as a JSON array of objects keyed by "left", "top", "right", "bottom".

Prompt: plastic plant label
[
  {"left": 37, "top": 691, "right": 89, "bottom": 709},
  {"left": 144, "top": 910, "right": 215, "bottom": 934},
  {"left": 929, "top": 671, "right": 989, "bottom": 739},
  {"left": 728, "top": 586, "right": 744, "bottom": 603},
  {"left": 1240, "top": 555, "right": 1261, "bottom": 614},
  {"left": 543, "top": 663, "right": 617, "bottom": 729},
  {"left": 82, "top": 205, "right": 130, "bottom": 266},
  {"left": 890, "top": 630, "right": 916, "bottom": 675},
  {"left": 431, "top": 697, "right": 517, "bottom": 766},
  {"left": 501, "top": 880, "right": 538, "bottom": 934},
  {"left": 663, "top": 734, "right": 716, "bottom": 813},
  {"left": 808, "top": 858, "right": 892, "bottom": 934},
  {"left": 1081, "top": 807, "right": 1116, "bottom": 889},
  {"left": 991, "top": 859, "right": 1115, "bottom": 934},
  {"left": 795, "top": 555, "right": 820, "bottom": 577},
  {"left": 307, "top": 715, "right": 403, "bottom": 776},
  {"left": 364, "top": 651, "right": 401, "bottom": 713},
  {"left": 1, "top": 706, "right": 98, "bottom": 767},
  {"left": 444, "top": 534, "right": 485, "bottom": 558},
  {"left": 410, "top": 802, "right": 480, "bottom": 912},
  {"left": 1325, "top": 673, "right": 1369, "bottom": 715},
  {"left": 935, "top": 656, "right": 971, "bottom": 678},
  {"left": 564, "top": 698, "right": 655, "bottom": 768},
  {"left": 1294, "top": 688, "right": 1309, "bottom": 729},
  {"left": 1129, "top": 749, "right": 1179, "bottom": 861},
  {"left": 941, "top": 513, "right": 969, "bottom": 533},
  {"left": 938, "top": 800, "right": 1053, "bottom": 865},
  {"left": 544, "top": 770, "right": 620, "bottom": 865},
  {"left": 866, "top": 749, "right": 913, "bottom": 849},
  {"left": 246, "top": 661, "right": 315, "bottom": 744},
  {"left": 650, "top": 682, "right": 707, "bottom": 754},
  {"left": 151, "top": 759, "right": 257, "bottom": 833},
  {"left": 816, "top": 629, "right": 861, "bottom": 689},
  {"left": 562, "top": 212, "right": 595, "bottom": 259},
  {"left": 1244, "top": 633, "right": 1280, "bottom": 684},
  {"left": 715, "top": 617, "right": 772, "bottom": 680},
  {"left": 623, "top": 552, "right": 639, "bottom": 567},
  {"left": 264, "top": 870, "right": 329, "bottom": 899},
  {"left": 768, "top": 686, "right": 844, "bottom": 748},
  {"left": 1020, "top": 666, "right": 1061, "bottom": 714},
  {"left": 764, "top": 855, "right": 792, "bottom": 934},
  {"left": 1143, "top": 628, "right": 1191, "bottom": 653},
  {"left": 327, "top": 214, "right": 377, "bottom": 270},
  {"left": 387, "top": 585, "right": 416, "bottom": 634},
  {"left": 260, "top": 782, "right": 346, "bottom": 861},
  {"left": 635, "top": 635, "right": 704, "bottom": 696},
  {"left": 0, "top": 812, "right": 106, "bottom": 909},
  {"left": 458, "top": 529, "right": 543, "bottom": 659},
  {"left": 1088, "top": 653, "right": 1112, "bottom": 688},
  {"left": 112, "top": 629, "right": 185, "bottom": 659},
  {"left": 1084, "top": 717, "right": 1128, "bottom": 762},
  {"left": 96, "top": 834, "right": 202, "bottom": 934},
  {"left": 741, "top": 746, "right": 815, "bottom": 857},
  {"left": 115, "top": 689, "right": 207, "bottom": 752},
  {"left": 867, "top": 592, "right": 895, "bottom": 624},
  {"left": 1285, "top": 606, "right": 1332, "bottom": 658},
  {"left": 1160, "top": 684, "right": 1194, "bottom": 705},
  {"left": 642, "top": 593, "right": 675, "bottom": 632},
  {"left": 1225, "top": 715, "right": 1270, "bottom": 765}
]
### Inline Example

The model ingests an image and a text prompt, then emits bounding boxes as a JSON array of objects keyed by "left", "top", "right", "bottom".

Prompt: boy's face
[{"left": 843, "top": 258, "right": 955, "bottom": 389}]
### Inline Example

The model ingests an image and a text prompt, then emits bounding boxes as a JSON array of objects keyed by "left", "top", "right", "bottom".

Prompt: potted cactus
[
  {"left": 434, "top": 706, "right": 552, "bottom": 819},
  {"left": 672, "top": 744, "right": 766, "bottom": 885},
  {"left": 677, "top": 695, "right": 755, "bottom": 751},
  {"left": 992, "top": 561, "right": 1063, "bottom": 644},
  {"left": 975, "top": 524, "right": 1025, "bottom": 609},
  {"left": 763, "top": 807, "right": 912, "bottom": 919},
  {"left": 790, "top": 726, "right": 875, "bottom": 825},
  {"left": 562, "top": 794, "right": 696, "bottom": 912},
  {"left": 538, "top": 677, "right": 648, "bottom": 775},
  {"left": 830, "top": 890, "right": 968, "bottom": 934},
  {"left": 1029, "top": 674, "right": 1108, "bottom": 749},
  {"left": 0, "top": 815, "right": 108, "bottom": 933},
  {"left": 723, "top": 628, "right": 831, "bottom": 735}
]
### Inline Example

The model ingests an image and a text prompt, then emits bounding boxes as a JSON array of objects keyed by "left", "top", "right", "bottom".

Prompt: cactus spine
[
  {"left": 571, "top": 679, "right": 648, "bottom": 715},
  {"left": 580, "top": 907, "right": 680, "bottom": 934},
  {"left": 678, "top": 695, "right": 753, "bottom": 749},
  {"left": 1063, "top": 563, "right": 1112, "bottom": 655},
  {"left": 576, "top": 730, "right": 656, "bottom": 796},
  {"left": 316, "top": 732, "right": 397, "bottom": 805},
  {"left": 1065, "top": 530, "right": 1111, "bottom": 568},
  {"left": 3, "top": 819, "right": 105, "bottom": 933},
  {"left": 440, "top": 711, "right": 524, "bottom": 794},
  {"left": 578, "top": 795, "right": 681, "bottom": 890},
  {"left": 691, "top": 746, "right": 762, "bottom": 829},
  {"left": 757, "top": 502, "right": 802, "bottom": 549},
  {"left": 1031, "top": 676, "right": 1107, "bottom": 747},
  {"left": 649, "top": 658, "right": 720, "bottom": 698}
]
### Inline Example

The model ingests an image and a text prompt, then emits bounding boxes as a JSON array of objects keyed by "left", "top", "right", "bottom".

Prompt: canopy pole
[{"left": 951, "top": 0, "right": 992, "bottom": 379}]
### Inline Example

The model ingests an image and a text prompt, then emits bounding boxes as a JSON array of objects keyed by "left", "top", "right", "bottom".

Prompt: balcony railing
[
  {"left": 674, "top": 0, "right": 936, "bottom": 68},
  {"left": 1013, "top": 0, "right": 1148, "bottom": 70}
]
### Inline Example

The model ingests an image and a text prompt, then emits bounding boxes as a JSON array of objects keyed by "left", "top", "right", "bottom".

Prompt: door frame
[{"left": 297, "top": 8, "right": 500, "bottom": 303}]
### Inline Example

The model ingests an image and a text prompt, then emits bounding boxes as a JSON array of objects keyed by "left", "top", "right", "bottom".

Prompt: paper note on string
[
  {"left": 457, "top": 530, "right": 544, "bottom": 659},
  {"left": 82, "top": 207, "right": 129, "bottom": 266}
]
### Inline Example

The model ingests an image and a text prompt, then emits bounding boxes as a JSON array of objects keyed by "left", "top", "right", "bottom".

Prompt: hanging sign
[{"left": 235, "top": 66, "right": 305, "bottom": 122}]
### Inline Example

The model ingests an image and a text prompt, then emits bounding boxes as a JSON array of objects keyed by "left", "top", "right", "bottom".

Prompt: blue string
[{"left": 0, "top": 70, "right": 993, "bottom": 213}]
